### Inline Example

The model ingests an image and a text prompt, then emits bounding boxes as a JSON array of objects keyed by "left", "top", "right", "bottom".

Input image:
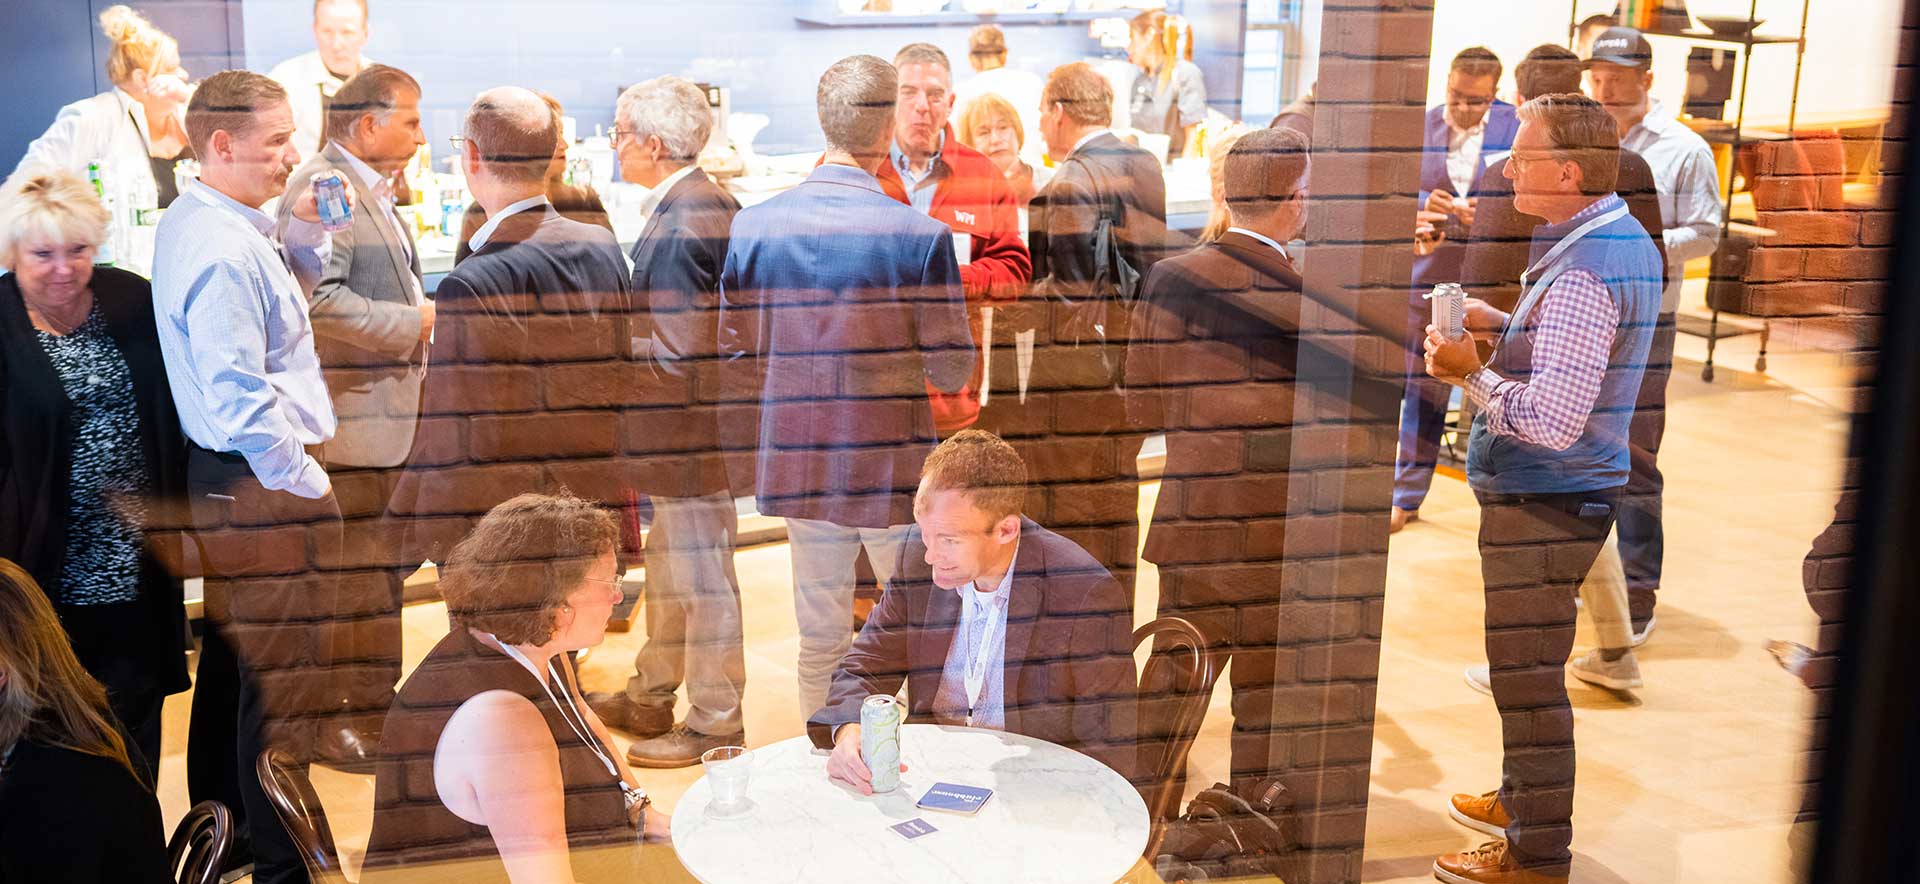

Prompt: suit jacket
[
  {"left": 389, "top": 204, "right": 633, "bottom": 559},
  {"left": 806, "top": 517, "right": 1137, "bottom": 778},
  {"left": 1460, "top": 150, "right": 1669, "bottom": 314},
  {"left": 627, "top": 169, "right": 742, "bottom": 499},
  {"left": 718, "top": 164, "right": 973, "bottom": 529},
  {"left": 1413, "top": 102, "right": 1520, "bottom": 287},
  {"left": 277, "top": 143, "right": 428, "bottom": 469},
  {"left": 1125, "top": 232, "right": 1302, "bottom": 570},
  {"left": 454, "top": 180, "right": 614, "bottom": 264},
  {"left": 1025, "top": 132, "right": 1168, "bottom": 424}
]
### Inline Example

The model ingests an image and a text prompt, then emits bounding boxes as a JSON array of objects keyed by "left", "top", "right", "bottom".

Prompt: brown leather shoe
[
  {"left": 584, "top": 691, "right": 673, "bottom": 738},
  {"left": 1390, "top": 506, "right": 1419, "bottom": 534},
  {"left": 1448, "top": 790, "right": 1511, "bottom": 838},
  {"left": 1432, "top": 841, "right": 1567, "bottom": 884},
  {"left": 626, "top": 723, "right": 745, "bottom": 769}
]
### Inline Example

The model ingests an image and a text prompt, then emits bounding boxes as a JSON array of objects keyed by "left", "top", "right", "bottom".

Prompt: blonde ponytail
[{"left": 99, "top": 5, "right": 180, "bottom": 86}]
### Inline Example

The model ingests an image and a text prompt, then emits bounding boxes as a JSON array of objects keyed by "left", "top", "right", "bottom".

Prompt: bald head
[{"left": 464, "top": 86, "right": 556, "bottom": 185}]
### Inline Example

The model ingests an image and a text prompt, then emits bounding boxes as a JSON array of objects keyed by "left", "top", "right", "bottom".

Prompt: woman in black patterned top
[{"left": 0, "top": 170, "right": 189, "bottom": 782}]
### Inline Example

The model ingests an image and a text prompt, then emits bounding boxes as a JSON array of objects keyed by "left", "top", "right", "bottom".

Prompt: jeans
[{"left": 783, "top": 517, "right": 908, "bottom": 716}]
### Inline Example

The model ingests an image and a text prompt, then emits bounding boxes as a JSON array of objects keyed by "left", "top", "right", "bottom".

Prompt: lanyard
[
  {"left": 961, "top": 590, "right": 1004, "bottom": 716},
  {"left": 488, "top": 635, "right": 645, "bottom": 815}
]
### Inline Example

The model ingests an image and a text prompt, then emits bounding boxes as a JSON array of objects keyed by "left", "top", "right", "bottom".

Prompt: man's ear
[
  {"left": 994, "top": 513, "right": 1022, "bottom": 543},
  {"left": 208, "top": 128, "right": 233, "bottom": 161}
]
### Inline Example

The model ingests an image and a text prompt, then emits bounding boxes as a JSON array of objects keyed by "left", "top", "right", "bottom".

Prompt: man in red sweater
[{"left": 878, "top": 42, "right": 1032, "bottom": 433}]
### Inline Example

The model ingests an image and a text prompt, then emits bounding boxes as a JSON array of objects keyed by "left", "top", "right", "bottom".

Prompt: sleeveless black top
[{"left": 362, "top": 627, "right": 639, "bottom": 882}]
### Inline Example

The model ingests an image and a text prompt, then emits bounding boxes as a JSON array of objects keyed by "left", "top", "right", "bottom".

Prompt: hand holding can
[
  {"left": 311, "top": 171, "right": 354, "bottom": 233},
  {"left": 1426, "top": 283, "right": 1467, "bottom": 340}
]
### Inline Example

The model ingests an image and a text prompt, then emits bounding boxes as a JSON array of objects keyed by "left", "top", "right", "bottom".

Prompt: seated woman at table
[
  {"left": 808, "top": 430, "right": 1137, "bottom": 792},
  {"left": 361, "top": 493, "right": 687, "bottom": 884}
]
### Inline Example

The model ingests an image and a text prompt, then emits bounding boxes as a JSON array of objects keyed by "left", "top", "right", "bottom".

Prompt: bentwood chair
[
  {"left": 1132, "top": 615, "right": 1219, "bottom": 859},
  {"left": 256, "top": 749, "right": 350, "bottom": 883},
  {"left": 166, "top": 800, "right": 234, "bottom": 884}
]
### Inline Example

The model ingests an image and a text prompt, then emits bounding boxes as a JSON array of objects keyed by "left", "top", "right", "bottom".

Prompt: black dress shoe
[
  {"left": 313, "top": 726, "right": 379, "bottom": 772},
  {"left": 584, "top": 691, "right": 673, "bottom": 738}
]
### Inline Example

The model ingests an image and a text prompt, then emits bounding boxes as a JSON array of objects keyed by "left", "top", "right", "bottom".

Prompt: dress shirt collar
[
  {"left": 112, "top": 87, "right": 151, "bottom": 143},
  {"left": 890, "top": 132, "right": 946, "bottom": 181},
  {"left": 185, "top": 179, "right": 275, "bottom": 237},
  {"left": 329, "top": 141, "right": 389, "bottom": 196},
  {"left": 1069, "top": 128, "right": 1113, "bottom": 157},
  {"left": 1226, "top": 226, "right": 1290, "bottom": 261},
  {"left": 467, "top": 194, "right": 551, "bottom": 253},
  {"left": 957, "top": 538, "right": 1020, "bottom": 604},
  {"left": 639, "top": 164, "right": 700, "bottom": 218}
]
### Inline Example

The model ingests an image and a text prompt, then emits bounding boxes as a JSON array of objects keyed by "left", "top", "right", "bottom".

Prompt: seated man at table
[{"left": 808, "top": 429, "right": 1136, "bottom": 790}]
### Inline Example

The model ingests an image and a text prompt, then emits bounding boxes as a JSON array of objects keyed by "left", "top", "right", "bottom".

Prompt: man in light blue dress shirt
[{"left": 150, "top": 69, "right": 356, "bottom": 884}]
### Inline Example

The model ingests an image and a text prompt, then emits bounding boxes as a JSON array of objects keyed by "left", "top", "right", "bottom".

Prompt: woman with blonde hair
[
  {"left": 956, "top": 92, "right": 1047, "bottom": 205},
  {"left": 0, "top": 169, "right": 190, "bottom": 784},
  {"left": 1127, "top": 9, "right": 1208, "bottom": 158},
  {"left": 1197, "top": 127, "right": 1247, "bottom": 243},
  {"left": 0, "top": 558, "right": 173, "bottom": 883},
  {"left": 15, "top": 5, "right": 194, "bottom": 206}
]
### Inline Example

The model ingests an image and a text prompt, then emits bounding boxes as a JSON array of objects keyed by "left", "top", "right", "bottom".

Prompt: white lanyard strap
[
  {"left": 490, "top": 637, "right": 628, "bottom": 789},
  {"left": 961, "top": 593, "right": 1003, "bottom": 714}
]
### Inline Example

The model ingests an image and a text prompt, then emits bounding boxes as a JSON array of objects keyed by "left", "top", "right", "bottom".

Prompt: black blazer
[
  {"left": 806, "top": 517, "right": 1137, "bottom": 778},
  {"left": 627, "top": 170, "right": 742, "bottom": 499},
  {"left": 453, "top": 181, "right": 614, "bottom": 265},
  {"left": 1125, "top": 233, "right": 1302, "bottom": 571},
  {"left": 1460, "top": 149, "right": 1669, "bottom": 314},
  {"left": 390, "top": 205, "right": 634, "bottom": 558},
  {"left": 0, "top": 739, "right": 171, "bottom": 884},
  {"left": 0, "top": 269, "right": 190, "bottom": 694}
]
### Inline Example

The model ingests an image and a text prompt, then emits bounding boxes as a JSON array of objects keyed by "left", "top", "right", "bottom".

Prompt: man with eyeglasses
[
  {"left": 807, "top": 429, "right": 1136, "bottom": 791},
  {"left": 1396, "top": 46, "right": 1520, "bottom": 535}
]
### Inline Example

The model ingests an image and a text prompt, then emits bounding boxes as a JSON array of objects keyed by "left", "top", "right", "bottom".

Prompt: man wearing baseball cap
[{"left": 1582, "top": 25, "right": 1722, "bottom": 653}]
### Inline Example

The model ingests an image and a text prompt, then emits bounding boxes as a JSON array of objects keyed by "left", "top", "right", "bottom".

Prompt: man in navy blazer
[
  {"left": 1395, "top": 47, "right": 1520, "bottom": 533},
  {"left": 808, "top": 430, "right": 1135, "bottom": 785},
  {"left": 720, "top": 55, "right": 975, "bottom": 718}
]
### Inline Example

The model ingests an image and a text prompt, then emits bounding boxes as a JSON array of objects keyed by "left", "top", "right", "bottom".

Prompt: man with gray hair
[
  {"left": 720, "top": 55, "right": 974, "bottom": 718},
  {"left": 585, "top": 75, "right": 751, "bottom": 768}
]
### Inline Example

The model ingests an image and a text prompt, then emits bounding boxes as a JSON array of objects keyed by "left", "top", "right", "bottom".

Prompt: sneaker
[
  {"left": 1630, "top": 615, "right": 1656, "bottom": 648},
  {"left": 1433, "top": 840, "right": 1568, "bottom": 884},
  {"left": 1464, "top": 665, "right": 1492, "bottom": 696},
  {"left": 1568, "top": 650, "right": 1643, "bottom": 690},
  {"left": 1390, "top": 507, "right": 1420, "bottom": 534},
  {"left": 626, "top": 723, "right": 746, "bottom": 769},
  {"left": 585, "top": 691, "right": 674, "bottom": 739},
  {"left": 1447, "top": 790, "right": 1511, "bottom": 839}
]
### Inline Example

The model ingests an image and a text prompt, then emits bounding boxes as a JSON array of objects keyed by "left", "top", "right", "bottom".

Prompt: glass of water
[{"left": 701, "top": 746, "right": 755, "bottom": 819}]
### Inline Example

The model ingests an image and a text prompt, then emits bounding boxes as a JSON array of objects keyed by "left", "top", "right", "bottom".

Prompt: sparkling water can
[
  {"left": 860, "top": 694, "right": 902, "bottom": 793},
  {"left": 1427, "top": 282, "right": 1466, "bottom": 339},
  {"left": 311, "top": 171, "right": 353, "bottom": 232}
]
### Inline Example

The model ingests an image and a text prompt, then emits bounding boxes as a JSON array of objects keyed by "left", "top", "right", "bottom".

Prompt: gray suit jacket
[{"left": 277, "top": 143, "right": 427, "bottom": 469}]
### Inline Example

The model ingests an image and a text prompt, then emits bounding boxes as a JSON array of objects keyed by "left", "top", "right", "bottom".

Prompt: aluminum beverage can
[
  {"left": 1427, "top": 282, "right": 1466, "bottom": 339},
  {"left": 860, "top": 694, "right": 902, "bottom": 793},
  {"left": 311, "top": 172, "right": 353, "bottom": 232}
]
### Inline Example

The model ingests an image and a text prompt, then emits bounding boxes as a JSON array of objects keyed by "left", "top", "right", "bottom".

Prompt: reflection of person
[
  {"left": 1584, "top": 26, "right": 1723, "bottom": 645},
  {"left": 1393, "top": 46, "right": 1519, "bottom": 534},
  {"left": 1127, "top": 126, "right": 1307, "bottom": 800},
  {"left": 1268, "top": 81, "right": 1315, "bottom": 135},
  {"left": 15, "top": 5, "right": 192, "bottom": 207},
  {"left": 362, "top": 494, "right": 684, "bottom": 883},
  {"left": 274, "top": 63, "right": 432, "bottom": 755},
  {"left": 1126, "top": 10, "right": 1207, "bottom": 157},
  {"left": 955, "top": 92, "right": 1044, "bottom": 205},
  {"left": 0, "top": 560, "right": 172, "bottom": 884},
  {"left": 0, "top": 170, "right": 190, "bottom": 785},
  {"left": 151, "top": 70, "right": 353, "bottom": 883},
  {"left": 586, "top": 75, "right": 749, "bottom": 768},
  {"left": 953, "top": 24, "right": 1045, "bottom": 167},
  {"left": 267, "top": 0, "right": 374, "bottom": 159},
  {"left": 810, "top": 430, "right": 1135, "bottom": 790},
  {"left": 1423, "top": 94, "right": 1661, "bottom": 884},
  {"left": 455, "top": 93, "right": 613, "bottom": 264},
  {"left": 718, "top": 55, "right": 973, "bottom": 718},
  {"left": 1194, "top": 128, "right": 1245, "bottom": 243}
]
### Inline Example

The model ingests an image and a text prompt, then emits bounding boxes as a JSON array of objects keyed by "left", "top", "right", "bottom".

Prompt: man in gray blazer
[{"left": 275, "top": 63, "right": 431, "bottom": 763}]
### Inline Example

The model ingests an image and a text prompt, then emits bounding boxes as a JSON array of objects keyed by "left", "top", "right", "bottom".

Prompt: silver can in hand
[
  {"left": 1427, "top": 282, "right": 1466, "bottom": 339},
  {"left": 860, "top": 694, "right": 902, "bottom": 793},
  {"left": 310, "top": 171, "right": 353, "bottom": 233}
]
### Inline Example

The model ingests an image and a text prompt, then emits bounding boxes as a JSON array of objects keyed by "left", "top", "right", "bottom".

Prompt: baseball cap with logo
[{"left": 1587, "top": 26, "right": 1654, "bottom": 69}]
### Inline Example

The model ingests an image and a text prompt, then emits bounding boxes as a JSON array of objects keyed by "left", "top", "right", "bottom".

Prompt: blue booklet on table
[{"left": 916, "top": 782, "right": 994, "bottom": 815}]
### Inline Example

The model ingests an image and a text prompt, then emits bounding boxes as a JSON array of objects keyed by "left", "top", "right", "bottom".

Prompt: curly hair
[{"left": 438, "top": 493, "right": 620, "bottom": 646}]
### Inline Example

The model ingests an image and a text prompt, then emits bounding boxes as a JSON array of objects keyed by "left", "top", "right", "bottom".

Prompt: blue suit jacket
[
  {"left": 1414, "top": 101, "right": 1519, "bottom": 286},
  {"left": 718, "top": 164, "right": 974, "bottom": 528}
]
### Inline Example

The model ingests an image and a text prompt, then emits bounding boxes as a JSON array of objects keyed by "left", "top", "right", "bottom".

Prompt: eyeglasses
[
  {"left": 447, "top": 135, "right": 474, "bottom": 152},
  {"left": 1507, "top": 149, "right": 1567, "bottom": 172}
]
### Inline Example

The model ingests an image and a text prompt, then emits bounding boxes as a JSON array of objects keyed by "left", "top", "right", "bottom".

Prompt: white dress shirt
[
  {"left": 331, "top": 141, "right": 418, "bottom": 273},
  {"left": 14, "top": 89, "right": 163, "bottom": 183},
  {"left": 638, "top": 164, "right": 700, "bottom": 220},
  {"left": 466, "top": 194, "right": 553, "bottom": 253},
  {"left": 1620, "top": 103, "right": 1725, "bottom": 313},
  {"left": 1445, "top": 111, "right": 1488, "bottom": 198},
  {"left": 151, "top": 181, "right": 337, "bottom": 498},
  {"left": 267, "top": 50, "right": 371, "bottom": 162}
]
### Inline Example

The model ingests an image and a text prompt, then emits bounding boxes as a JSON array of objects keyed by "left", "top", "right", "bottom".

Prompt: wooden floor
[{"left": 150, "top": 301, "right": 1849, "bottom": 883}]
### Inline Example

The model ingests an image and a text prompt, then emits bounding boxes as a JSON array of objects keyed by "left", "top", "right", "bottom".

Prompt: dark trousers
[
  {"left": 323, "top": 463, "right": 412, "bottom": 728},
  {"left": 1475, "top": 486, "right": 1620, "bottom": 875},
  {"left": 184, "top": 445, "right": 343, "bottom": 884},
  {"left": 1394, "top": 292, "right": 1453, "bottom": 511},
  {"left": 1149, "top": 565, "right": 1288, "bottom": 807},
  {"left": 1618, "top": 315, "right": 1675, "bottom": 627},
  {"left": 60, "top": 600, "right": 171, "bottom": 785}
]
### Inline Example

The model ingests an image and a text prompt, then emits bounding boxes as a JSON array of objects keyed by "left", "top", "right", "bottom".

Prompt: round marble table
[{"left": 671, "top": 724, "right": 1149, "bottom": 884}]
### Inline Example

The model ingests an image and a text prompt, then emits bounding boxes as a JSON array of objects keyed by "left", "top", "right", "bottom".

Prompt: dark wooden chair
[
  {"left": 256, "top": 749, "right": 349, "bottom": 883},
  {"left": 1132, "top": 615, "right": 1219, "bottom": 859},
  {"left": 166, "top": 800, "right": 233, "bottom": 884}
]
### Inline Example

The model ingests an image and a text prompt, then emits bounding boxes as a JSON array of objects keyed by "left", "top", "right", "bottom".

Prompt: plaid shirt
[{"left": 1467, "top": 264, "right": 1620, "bottom": 452}]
